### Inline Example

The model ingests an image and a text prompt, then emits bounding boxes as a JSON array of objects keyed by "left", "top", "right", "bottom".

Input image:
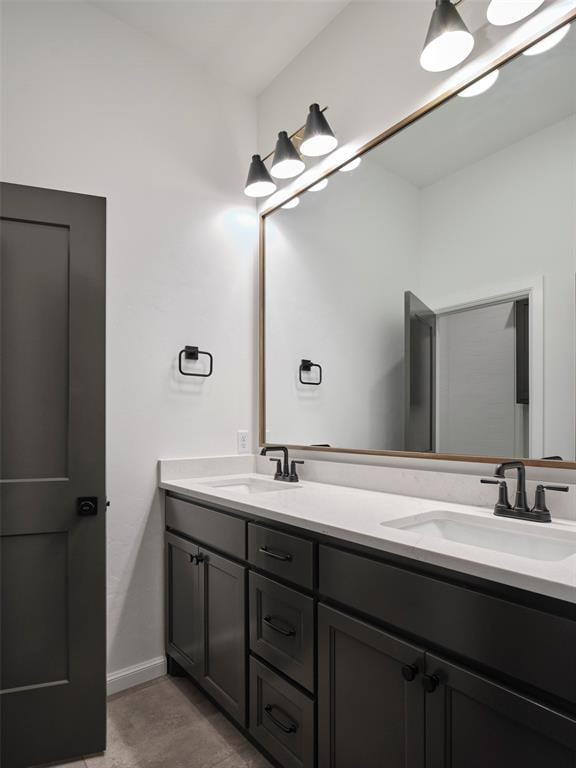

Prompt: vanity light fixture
[
  {"left": 339, "top": 157, "right": 362, "bottom": 172},
  {"left": 420, "top": 0, "right": 475, "bottom": 72},
  {"left": 522, "top": 23, "right": 571, "bottom": 55},
  {"left": 300, "top": 104, "right": 338, "bottom": 157},
  {"left": 458, "top": 69, "right": 500, "bottom": 97},
  {"left": 487, "top": 0, "right": 545, "bottom": 26},
  {"left": 309, "top": 178, "right": 329, "bottom": 192},
  {"left": 244, "top": 154, "right": 277, "bottom": 198},
  {"left": 271, "top": 131, "right": 305, "bottom": 179},
  {"left": 281, "top": 197, "right": 300, "bottom": 209}
]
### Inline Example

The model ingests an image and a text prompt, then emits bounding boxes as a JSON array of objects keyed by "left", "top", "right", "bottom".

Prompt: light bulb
[
  {"left": 282, "top": 197, "right": 300, "bottom": 209},
  {"left": 458, "top": 69, "right": 499, "bottom": 97},
  {"left": 309, "top": 179, "right": 329, "bottom": 192},
  {"left": 339, "top": 157, "right": 362, "bottom": 172},
  {"left": 522, "top": 24, "right": 570, "bottom": 55},
  {"left": 487, "top": 0, "right": 545, "bottom": 26}
]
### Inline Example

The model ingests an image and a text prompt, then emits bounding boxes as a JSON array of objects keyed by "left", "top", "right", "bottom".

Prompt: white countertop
[{"left": 160, "top": 469, "right": 576, "bottom": 604}]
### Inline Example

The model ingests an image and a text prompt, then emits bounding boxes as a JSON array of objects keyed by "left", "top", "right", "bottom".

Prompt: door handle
[
  {"left": 77, "top": 497, "right": 98, "bottom": 516},
  {"left": 423, "top": 674, "right": 440, "bottom": 693}
]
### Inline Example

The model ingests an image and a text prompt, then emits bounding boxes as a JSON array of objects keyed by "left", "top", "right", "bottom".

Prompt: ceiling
[{"left": 91, "top": 0, "right": 350, "bottom": 95}]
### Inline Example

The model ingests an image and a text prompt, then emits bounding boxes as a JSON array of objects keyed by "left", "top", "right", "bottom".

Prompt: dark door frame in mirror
[{"left": 258, "top": 7, "right": 576, "bottom": 471}]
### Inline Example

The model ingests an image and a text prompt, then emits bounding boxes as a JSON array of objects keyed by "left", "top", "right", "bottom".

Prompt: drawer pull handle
[
  {"left": 263, "top": 615, "right": 296, "bottom": 637},
  {"left": 264, "top": 704, "right": 298, "bottom": 734},
  {"left": 401, "top": 664, "right": 418, "bottom": 682},
  {"left": 259, "top": 546, "right": 293, "bottom": 562}
]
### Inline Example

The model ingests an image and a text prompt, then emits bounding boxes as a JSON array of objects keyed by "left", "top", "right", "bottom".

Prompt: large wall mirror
[{"left": 261, "top": 18, "right": 576, "bottom": 467}]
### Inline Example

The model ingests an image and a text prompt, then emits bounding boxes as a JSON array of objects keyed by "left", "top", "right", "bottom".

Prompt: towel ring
[{"left": 178, "top": 346, "right": 213, "bottom": 378}]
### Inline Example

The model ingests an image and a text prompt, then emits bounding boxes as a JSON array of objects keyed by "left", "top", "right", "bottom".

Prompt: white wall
[
  {"left": 0, "top": 0, "right": 257, "bottom": 676},
  {"left": 419, "top": 115, "right": 576, "bottom": 459},
  {"left": 266, "top": 161, "right": 420, "bottom": 449}
]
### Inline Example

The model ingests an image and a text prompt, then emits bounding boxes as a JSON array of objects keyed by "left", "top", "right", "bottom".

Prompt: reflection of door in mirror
[{"left": 436, "top": 299, "right": 529, "bottom": 458}]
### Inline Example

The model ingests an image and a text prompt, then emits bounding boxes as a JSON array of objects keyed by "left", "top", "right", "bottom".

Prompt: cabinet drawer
[
  {"left": 166, "top": 495, "right": 245, "bottom": 560},
  {"left": 319, "top": 545, "right": 576, "bottom": 703},
  {"left": 250, "top": 573, "right": 315, "bottom": 692},
  {"left": 248, "top": 524, "right": 314, "bottom": 589},
  {"left": 249, "top": 657, "right": 314, "bottom": 768}
]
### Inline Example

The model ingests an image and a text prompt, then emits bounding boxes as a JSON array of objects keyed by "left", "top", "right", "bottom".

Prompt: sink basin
[
  {"left": 382, "top": 511, "right": 576, "bottom": 562},
  {"left": 201, "top": 477, "right": 299, "bottom": 494}
]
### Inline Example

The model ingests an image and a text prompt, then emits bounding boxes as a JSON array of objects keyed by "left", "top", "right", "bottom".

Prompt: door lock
[{"left": 77, "top": 497, "right": 98, "bottom": 516}]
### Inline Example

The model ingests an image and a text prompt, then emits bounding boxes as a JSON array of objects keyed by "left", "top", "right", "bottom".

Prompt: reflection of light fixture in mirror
[
  {"left": 339, "top": 157, "right": 362, "bottom": 172},
  {"left": 281, "top": 197, "right": 300, "bottom": 210},
  {"left": 244, "top": 154, "right": 277, "bottom": 198},
  {"left": 300, "top": 104, "right": 338, "bottom": 157},
  {"left": 420, "top": 0, "right": 474, "bottom": 72},
  {"left": 458, "top": 69, "right": 499, "bottom": 97},
  {"left": 523, "top": 24, "right": 570, "bottom": 55},
  {"left": 487, "top": 0, "right": 544, "bottom": 26},
  {"left": 271, "top": 131, "right": 305, "bottom": 179},
  {"left": 309, "top": 178, "right": 329, "bottom": 192}
]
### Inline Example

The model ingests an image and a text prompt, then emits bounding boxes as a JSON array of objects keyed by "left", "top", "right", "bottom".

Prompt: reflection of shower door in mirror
[
  {"left": 404, "top": 291, "right": 436, "bottom": 452},
  {"left": 436, "top": 299, "right": 529, "bottom": 458}
]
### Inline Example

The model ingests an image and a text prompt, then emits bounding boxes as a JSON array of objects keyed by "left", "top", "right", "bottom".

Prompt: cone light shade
[
  {"left": 244, "top": 154, "right": 277, "bottom": 198},
  {"left": 300, "top": 104, "right": 338, "bottom": 157},
  {"left": 271, "top": 131, "right": 305, "bottom": 179},
  {"left": 420, "top": 0, "right": 475, "bottom": 72},
  {"left": 487, "top": 0, "right": 544, "bottom": 26}
]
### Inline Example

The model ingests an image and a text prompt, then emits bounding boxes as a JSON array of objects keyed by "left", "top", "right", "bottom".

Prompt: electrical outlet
[{"left": 237, "top": 430, "right": 250, "bottom": 454}]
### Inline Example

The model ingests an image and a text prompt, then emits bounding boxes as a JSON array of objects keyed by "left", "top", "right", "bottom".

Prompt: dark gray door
[
  {"left": 404, "top": 291, "right": 436, "bottom": 452},
  {"left": 425, "top": 654, "right": 576, "bottom": 768},
  {"left": 200, "top": 547, "right": 246, "bottom": 727},
  {"left": 0, "top": 183, "right": 106, "bottom": 768},
  {"left": 318, "top": 604, "right": 425, "bottom": 768}
]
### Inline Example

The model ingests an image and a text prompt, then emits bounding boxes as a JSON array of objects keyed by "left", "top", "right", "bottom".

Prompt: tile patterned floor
[{"left": 54, "top": 676, "right": 272, "bottom": 768}]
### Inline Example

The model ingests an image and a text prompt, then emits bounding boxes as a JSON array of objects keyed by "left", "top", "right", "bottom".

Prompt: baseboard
[{"left": 107, "top": 656, "right": 167, "bottom": 697}]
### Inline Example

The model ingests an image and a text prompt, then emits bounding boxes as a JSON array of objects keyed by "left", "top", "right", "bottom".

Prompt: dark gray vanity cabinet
[
  {"left": 165, "top": 494, "right": 576, "bottom": 768},
  {"left": 425, "top": 655, "right": 576, "bottom": 767},
  {"left": 166, "top": 530, "right": 247, "bottom": 726},
  {"left": 318, "top": 604, "right": 425, "bottom": 768}
]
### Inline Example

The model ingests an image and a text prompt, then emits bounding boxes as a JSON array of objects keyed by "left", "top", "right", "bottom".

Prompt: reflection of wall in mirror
[{"left": 266, "top": 160, "right": 420, "bottom": 450}]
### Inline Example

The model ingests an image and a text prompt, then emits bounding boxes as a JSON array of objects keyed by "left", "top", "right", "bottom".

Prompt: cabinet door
[
  {"left": 318, "top": 604, "right": 425, "bottom": 768},
  {"left": 166, "top": 533, "right": 204, "bottom": 680},
  {"left": 426, "top": 654, "right": 576, "bottom": 768},
  {"left": 200, "top": 547, "right": 247, "bottom": 726}
]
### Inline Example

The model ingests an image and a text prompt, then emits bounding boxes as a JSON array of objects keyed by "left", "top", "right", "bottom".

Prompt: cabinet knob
[
  {"left": 401, "top": 664, "right": 418, "bottom": 682},
  {"left": 423, "top": 674, "right": 440, "bottom": 693}
]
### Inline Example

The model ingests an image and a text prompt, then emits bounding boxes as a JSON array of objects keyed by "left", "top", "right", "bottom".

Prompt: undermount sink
[
  {"left": 381, "top": 511, "right": 576, "bottom": 562},
  {"left": 201, "top": 477, "right": 299, "bottom": 494}
]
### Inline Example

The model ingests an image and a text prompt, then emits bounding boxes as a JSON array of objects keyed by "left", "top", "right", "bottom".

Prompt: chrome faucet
[{"left": 481, "top": 460, "right": 568, "bottom": 523}]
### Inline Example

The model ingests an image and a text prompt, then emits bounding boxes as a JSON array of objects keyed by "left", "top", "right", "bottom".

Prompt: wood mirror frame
[{"left": 259, "top": 7, "right": 576, "bottom": 470}]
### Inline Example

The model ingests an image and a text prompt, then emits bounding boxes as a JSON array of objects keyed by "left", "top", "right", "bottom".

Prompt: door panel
[
  {"left": 201, "top": 548, "right": 247, "bottom": 726},
  {"left": 0, "top": 183, "right": 106, "bottom": 768},
  {"left": 318, "top": 604, "right": 425, "bottom": 768},
  {"left": 404, "top": 291, "right": 436, "bottom": 452},
  {"left": 426, "top": 654, "right": 576, "bottom": 768}
]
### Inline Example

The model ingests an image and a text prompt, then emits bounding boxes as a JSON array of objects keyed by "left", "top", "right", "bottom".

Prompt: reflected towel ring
[
  {"left": 299, "top": 359, "right": 322, "bottom": 385},
  {"left": 178, "top": 346, "right": 213, "bottom": 378}
]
